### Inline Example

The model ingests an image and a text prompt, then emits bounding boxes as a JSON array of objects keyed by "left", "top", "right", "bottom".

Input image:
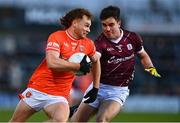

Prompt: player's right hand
[
  {"left": 80, "top": 55, "right": 91, "bottom": 75},
  {"left": 84, "top": 87, "right": 98, "bottom": 103}
]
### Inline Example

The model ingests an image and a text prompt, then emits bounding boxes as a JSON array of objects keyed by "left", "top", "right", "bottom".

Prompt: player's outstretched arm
[{"left": 138, "top": 49, "right": 161, "bottom": 78}]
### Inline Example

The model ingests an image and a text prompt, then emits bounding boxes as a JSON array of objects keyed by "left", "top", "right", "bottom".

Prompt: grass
[
  {"left": 111, "top": 112, "right": 180, "bottom": 122},
  {"left": 0, "top": 109, "right": 48, "bottom": 122},
  {"left": 1, "top": 109, "right": 180, "bottom": 122}
]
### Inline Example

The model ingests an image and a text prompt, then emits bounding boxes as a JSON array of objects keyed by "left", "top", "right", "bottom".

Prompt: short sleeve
[
  {"left": 132, "top": 32, "right": 143, "bottom": 53},
  {"left": 46, "top": 33, "right": 60, "bottom": 53},
  {"left": 87, "top": 39, "right": 96, "bottom": 57}
]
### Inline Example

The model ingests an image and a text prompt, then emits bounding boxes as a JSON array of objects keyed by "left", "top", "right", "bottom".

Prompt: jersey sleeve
[
  {"left": 132, "top": 32, "right": 143, "bottom": 53},
  {"left": 46, "top": 33, "right": 60, "bottom": 53},
  {"left": 87, "top": 39, "right": 96, "bottom": 56}
]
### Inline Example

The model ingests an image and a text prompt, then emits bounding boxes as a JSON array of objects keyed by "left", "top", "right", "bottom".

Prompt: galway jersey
[
  {"left": 28, "top": 30, "right": 96, "bottom": 99},
  {"left": 95, "top": 28, "right": 143, "bottom": 86}
]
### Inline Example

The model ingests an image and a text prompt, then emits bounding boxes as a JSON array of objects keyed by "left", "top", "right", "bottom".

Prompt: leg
[
  {"left": 9, "top": 100, "right": 36, "bottom": 122},
  {"left": 69, "top": 104, "right": 79, "bottom": 118},
  {"left": 43, "top": 102, "right": 69, "bottom": 122},
  {"left": 70, "top": 102, "right": 97, "bottom": 122},
  {"left": 96, "top": 100, "right": 121, "bottom": 122}
]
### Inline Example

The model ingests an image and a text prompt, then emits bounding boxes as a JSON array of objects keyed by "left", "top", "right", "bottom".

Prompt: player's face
[
  {"left": 74, "top": 15, "right": 91, "bottom": 39},
  {"left": 101, "top": 17, "right": 121, "bottom": 40}
]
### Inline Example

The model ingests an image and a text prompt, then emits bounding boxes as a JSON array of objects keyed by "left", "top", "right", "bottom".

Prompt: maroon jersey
[{"left": 95, "top": 29, "right": 143, "bottom": 86}]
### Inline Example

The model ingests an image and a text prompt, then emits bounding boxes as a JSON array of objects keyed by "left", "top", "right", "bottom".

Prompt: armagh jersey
[
  {"left": 28, "top": 30, "right": 96, "bottom": 99},
  {"left": 95, "top": 28, "right": 143, "bottom": 86}
]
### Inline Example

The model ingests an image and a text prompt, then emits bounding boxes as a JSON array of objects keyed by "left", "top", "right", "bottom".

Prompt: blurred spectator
[
  {"left": 8, "top": 61, "right": 23, "bottom": 90},
  {"left": 3, "top": 35, "right": 16, "bottom": 56},
  {"left": 0, "top": 58, "right": 9, "bottom": 90}
]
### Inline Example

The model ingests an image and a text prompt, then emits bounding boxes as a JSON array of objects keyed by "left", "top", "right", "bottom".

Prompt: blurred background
[{"left": 0, "top": 0, "right": 180, "bottom": 121}]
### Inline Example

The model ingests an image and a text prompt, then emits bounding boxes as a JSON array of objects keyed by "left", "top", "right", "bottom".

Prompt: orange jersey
[{"left": 28, "top": 30, "right": 96, "bottom": 99}]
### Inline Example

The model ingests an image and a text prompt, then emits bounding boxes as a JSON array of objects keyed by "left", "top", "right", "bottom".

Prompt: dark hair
[
  {"left": 60, "top": 8, "right": 93, "bottom": 29},
  {"left": 100, "top": 6, "right": 120, "bottom": 21}
]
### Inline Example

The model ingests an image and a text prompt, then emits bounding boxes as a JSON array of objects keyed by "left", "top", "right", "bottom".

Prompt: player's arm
[
  {"left": 89, "top": 52, "right": 101, "bottom": 89},
  {"left": 46, "top": 50, "right": 80, "bottom": 72},
  {"left": 83, "top": 52, "right": 101, "bottom": 103},
  {"left": 138, "top": 49, "right": 161, "bottom": 77},
  {"left": 138, "top": 49, "right": 153, "bottom": 69}
]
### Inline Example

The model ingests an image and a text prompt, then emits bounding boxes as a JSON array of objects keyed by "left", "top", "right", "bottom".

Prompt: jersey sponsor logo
[{"left": 108, "top": 54, "right": 134, "bottom": 64}]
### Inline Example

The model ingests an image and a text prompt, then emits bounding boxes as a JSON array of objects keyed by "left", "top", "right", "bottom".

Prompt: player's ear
[
  {"left": 118, "top": 20, "right": 121, "bottom": 28},
  {"left": 72, "top": 19, "right": 78, "bottom": 28}
]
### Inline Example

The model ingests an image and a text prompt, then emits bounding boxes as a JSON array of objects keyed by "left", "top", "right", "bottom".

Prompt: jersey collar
[
  {"left": 65, "top": 30, "right": 79, "bottom": 41},
  {"left": 110, "top": 29, "right": 124, "bottom": 44}
]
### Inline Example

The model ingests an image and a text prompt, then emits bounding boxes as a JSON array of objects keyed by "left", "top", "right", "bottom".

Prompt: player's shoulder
[
  {"left": 83, "top": 37, "right": 94, "bottom": 44},
  {"left": 122, "top": 28, "right": 136, "bottom": 36},
  {"left": 122, "top": 28, "right": 141, "bottom": 40},
  {"left": 50, "top": 30, "right": 66, "bottom": 36},
  {"left": 95, "top": 33, "right": 107, "bottom": 42},
  {"left": 48, "top": 30, "right": 67, "bottom": 41}
]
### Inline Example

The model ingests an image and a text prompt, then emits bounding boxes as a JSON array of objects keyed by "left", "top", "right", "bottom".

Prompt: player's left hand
[
  {"left": 80, "top": 55, "right": 91, "bottom": 75},
  {"left": 145, "top": 67, "right": 161, "bottom": 77},
  {"left": 84, "top": 87, "right": 98, "bottom": 103}
]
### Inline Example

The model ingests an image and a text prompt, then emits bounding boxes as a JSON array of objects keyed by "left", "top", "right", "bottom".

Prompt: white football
[{"left": 68, "top": 52, "right": 91, "bottom": 76}]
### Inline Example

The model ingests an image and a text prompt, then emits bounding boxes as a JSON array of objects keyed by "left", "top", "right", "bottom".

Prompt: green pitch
[{"left": 1, "top": 109, "right": 180, "bottom": 122}]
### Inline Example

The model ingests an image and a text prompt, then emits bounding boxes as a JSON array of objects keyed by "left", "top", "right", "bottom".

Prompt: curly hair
[{"left": 60, "top": 8, "right": 93, "bottom": 29}]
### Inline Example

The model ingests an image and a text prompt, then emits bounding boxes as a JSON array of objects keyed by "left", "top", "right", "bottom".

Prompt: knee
[
  {"left": 52, "top": 118, "right": 67, "bottom": 122},
  {"left": 70, "top": 114, "right": 88, "bottom": 122},
  {"left": 96, "top": 115, "right": 110, "bottom": 122},
  {"left": 52, "top": 115, "right": 68, "bottom": 122}
]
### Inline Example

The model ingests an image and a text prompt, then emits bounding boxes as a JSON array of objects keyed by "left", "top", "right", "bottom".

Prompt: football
[{"left": 68, "top": 52, "right": 91, "bottom": 76}]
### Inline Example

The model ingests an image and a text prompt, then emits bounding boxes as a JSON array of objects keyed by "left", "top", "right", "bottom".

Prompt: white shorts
[
  {"left": 82, "top": 83, "right": 129, "bottom": 108},
  {"left": 21, "top": 88, "right": 68, "bottom": 111}
]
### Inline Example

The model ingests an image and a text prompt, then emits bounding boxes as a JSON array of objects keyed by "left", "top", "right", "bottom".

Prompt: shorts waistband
[{"left": 100, "top": 83, "right": 128, "bottom": 89}]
